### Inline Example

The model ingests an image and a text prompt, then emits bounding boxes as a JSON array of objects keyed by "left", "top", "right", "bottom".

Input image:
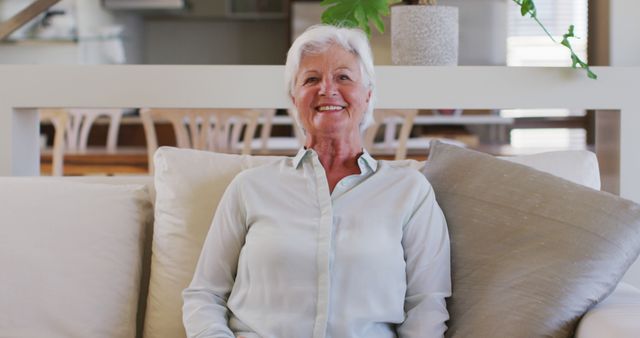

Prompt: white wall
[
  {"left": 440, "top": 0, "right": 507, "bottom": 65},
  {"left": 609, "top": 0, "right": 640, "bottom": 287},
  {"left": 610, "top": 0, "right": 640, "bottom": 66}
]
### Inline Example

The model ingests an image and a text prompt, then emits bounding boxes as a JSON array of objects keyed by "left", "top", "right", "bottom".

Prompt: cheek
[
  {"left": 347, "top": 89, "right": 369, "bottom": 108},
  {"left": 293, "top": 91, "right": 314, "bottom": 119},
  {"left": 294, "top": 88, "right": 313, "bottom": 105}
]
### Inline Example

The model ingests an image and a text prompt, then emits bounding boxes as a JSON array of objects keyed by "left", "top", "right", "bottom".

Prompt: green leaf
[
  {"left": 321, "top": 4, "right": 357, "bottom": 28},
  {"left": 362, "top": 22, "right": 372, "bottom": 36},
  {"left": 354, "top": 5, "right": 367, "bottom": 27},
  {"left": 371, "top": 11, "right": 385, "bottom": 33},
  {"left": 320, "top": 0, "right": 397, "bottom": 37},
  {"left": 520, "top": 1, "right": 530, "bottom": 16},
  {"left": 520, "top": 0, "right": 536, "bottom": 17},
  {"left": 571, "top": 54, "right": 579, "bottom": 68},
  {"left": 563, "top": 25, "right": 575, "bottom": 38}
]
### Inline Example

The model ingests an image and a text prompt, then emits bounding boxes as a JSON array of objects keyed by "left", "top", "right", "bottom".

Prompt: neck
[{"left": 305, "top": 134, "right": 363, "bottom": 171}]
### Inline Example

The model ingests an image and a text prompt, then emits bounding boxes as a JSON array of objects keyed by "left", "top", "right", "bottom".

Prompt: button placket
[{"left": 309, "top": 154, "right": 333, "bottom": 338}]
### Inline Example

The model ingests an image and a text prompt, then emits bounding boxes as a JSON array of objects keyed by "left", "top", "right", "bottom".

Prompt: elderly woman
[{"left": 183, "top": 25, "right": 451, "bottom": 338}]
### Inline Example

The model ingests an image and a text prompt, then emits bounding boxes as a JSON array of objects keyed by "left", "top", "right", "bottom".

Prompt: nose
[{"left": 319, "top": 77, "right": 337, "bottom": 96}]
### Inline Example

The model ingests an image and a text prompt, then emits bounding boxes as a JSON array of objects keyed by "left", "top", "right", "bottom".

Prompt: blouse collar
[{"left": 293, "top": 147, "right": 378, "bottom": 173}]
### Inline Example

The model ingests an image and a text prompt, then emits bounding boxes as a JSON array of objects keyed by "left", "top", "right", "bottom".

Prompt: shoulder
[
  {"left": 229, "top": 156, "right": 292, "bottom": 188},
  {"left": 376, "top": 159, "right": 432, "bottom": 188}
]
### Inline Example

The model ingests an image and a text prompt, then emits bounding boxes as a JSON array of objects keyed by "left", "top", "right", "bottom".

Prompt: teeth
[{"left": 317, "top": 105, "right": 343, "bottom": 111}]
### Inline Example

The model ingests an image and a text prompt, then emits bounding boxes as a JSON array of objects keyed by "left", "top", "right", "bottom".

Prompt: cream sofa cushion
[
  {"left": 144, "top": 147, "right": 283, "bottom": 338},
  {"left": 0, "top": 178, "right": 151, "bottom": 338},
  {"left": 575, "top": 283, "right": 640, "bottom": 337}
]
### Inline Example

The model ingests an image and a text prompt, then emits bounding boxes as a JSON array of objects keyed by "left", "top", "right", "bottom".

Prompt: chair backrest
[
  {"left": 39, "top": 108, "right": 69, "bottom": 176},
  {"left": 66, "top": 108, "right": 123, "bottom": 154},
  {"left": 364, "top": 109, "right": 418, "bottom": 160},
  {"left": 257, "top": 108, "right": 277, "bottom": 151},
  {"left": 140, "top": 108, "right": 261, "bottom": 173}
]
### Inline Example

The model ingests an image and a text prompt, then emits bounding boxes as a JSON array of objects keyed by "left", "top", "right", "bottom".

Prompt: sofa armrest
[{"left": 575, "top": 283, "right": 640, "bottom": 338}]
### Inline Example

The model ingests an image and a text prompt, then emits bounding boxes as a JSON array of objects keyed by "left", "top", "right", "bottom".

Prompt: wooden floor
[{"left": 40, "top": 147, "right": 149, "bottom": 176}]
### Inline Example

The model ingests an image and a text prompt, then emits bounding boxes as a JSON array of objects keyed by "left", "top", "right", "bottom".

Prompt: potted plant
[
  {"left": 320, "top": 0, "right": 596, "bottom": 79},
  {"left": 390, "top": 0, "right": 458, "bottom": 65}
]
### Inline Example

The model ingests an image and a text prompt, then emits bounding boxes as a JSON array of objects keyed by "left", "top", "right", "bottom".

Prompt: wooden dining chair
[
  {"left": 364, "top": 109, "right": 418, "bottom": 160},
  {"left": 66, "top": 108, "right": 124, "bottom": 154},
  {"left": 39, "top": 108, "right": 69, "bottom": 176},
  {"left": 229, "top": 108, "right": 305, "bottom": 155},
  {"left": 257, "top": 109, "right": 304, "bottom": 154},
  {"left": 140, "top": 108, "right": 261, "bottom": 173},
  {"left": 230, "top": 108, "right": 281, "bottom": 154}
]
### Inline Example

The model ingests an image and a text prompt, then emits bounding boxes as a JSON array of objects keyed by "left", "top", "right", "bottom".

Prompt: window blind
[{"left": 507, "top": 0, "right": 588, "bottom": 67}]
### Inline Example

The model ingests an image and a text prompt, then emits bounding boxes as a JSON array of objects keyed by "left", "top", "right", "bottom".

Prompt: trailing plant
[
  {"left": 514, "top": 0, "right": 596, "bottom": 79},
  {"left": 320, "top": 0, "right": 596, "bottom": 79}
]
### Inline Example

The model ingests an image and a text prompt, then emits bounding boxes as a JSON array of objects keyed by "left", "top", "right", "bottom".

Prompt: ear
[
  {"left": 366, "top": 89, "right": 372, "bottom": 103},
  {"left": 290, "top": 94, "right": 296, "bottom": 106}
]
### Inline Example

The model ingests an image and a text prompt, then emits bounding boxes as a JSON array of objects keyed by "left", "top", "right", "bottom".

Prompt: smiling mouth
[{"left": 316, "top": 105, "right": 345, "bottom": 113}]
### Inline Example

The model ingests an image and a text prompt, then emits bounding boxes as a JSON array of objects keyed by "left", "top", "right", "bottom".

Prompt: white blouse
[{"left": 183, "top": 148, "right": 451, "bottom": 338}]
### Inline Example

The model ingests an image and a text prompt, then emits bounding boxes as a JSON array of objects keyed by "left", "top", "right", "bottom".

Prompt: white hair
[{"left": 284, "top": 24, "right": 376, "bottom": 132}]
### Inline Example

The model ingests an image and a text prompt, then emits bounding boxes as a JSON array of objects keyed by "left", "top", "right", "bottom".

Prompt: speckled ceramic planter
[{"left": 391, "top": 5, "right": 459, "bottom": 66}]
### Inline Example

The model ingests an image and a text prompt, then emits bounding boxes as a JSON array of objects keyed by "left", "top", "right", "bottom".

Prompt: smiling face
[{"left": 291, "top": 44, "right": 371, "bottom": 139}]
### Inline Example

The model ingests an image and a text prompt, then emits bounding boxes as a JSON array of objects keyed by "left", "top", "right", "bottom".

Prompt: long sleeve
[
  {"left": 183, "top": 178, "right": 247, "bottom": 338},
  {"left": 396, "top": 180, "right": 452, "bottom": 338}
]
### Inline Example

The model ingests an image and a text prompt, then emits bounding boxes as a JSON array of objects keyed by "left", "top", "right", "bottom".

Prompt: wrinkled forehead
[{"left": 297, "top": 43, "right": 365, "bottom": 77}]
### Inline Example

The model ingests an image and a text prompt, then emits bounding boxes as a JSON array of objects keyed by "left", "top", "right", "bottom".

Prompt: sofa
[{"left": 2, "top": 144, "right": 640, "bottom": 338}]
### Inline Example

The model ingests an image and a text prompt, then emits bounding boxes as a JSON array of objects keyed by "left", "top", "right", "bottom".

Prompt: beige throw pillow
[
  {"left": 144, "top": 147, "right": 283, "bottom": 338},
  {"left": 422, "top": 142, "right": 640, "bottom": 338}
]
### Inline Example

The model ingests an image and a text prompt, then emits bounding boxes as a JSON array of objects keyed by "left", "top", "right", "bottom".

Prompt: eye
[
  {"left": 338, "top": 74, "right": 351, "bottom": 81},
  {"left": 303, "top": 77, "right": 318, "bottom": 85}
]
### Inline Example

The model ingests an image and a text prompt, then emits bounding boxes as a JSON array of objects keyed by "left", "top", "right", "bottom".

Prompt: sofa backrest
[{"left": 0, "top": 148, "right": 602, "bottom": 338}]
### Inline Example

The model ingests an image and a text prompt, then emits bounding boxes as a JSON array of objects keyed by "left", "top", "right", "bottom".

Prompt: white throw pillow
[
  {"left": 498, "top": 150, "right": 601, "bottom": 190},
  {"left": 399, "top": 150, "right": 601, "bottom": 190},
  {"left": 0, "top": 179, "right": 151, "bottom": 338},
  {"left": 144, "top": 147, "right": 283, "bottom": 338}
]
